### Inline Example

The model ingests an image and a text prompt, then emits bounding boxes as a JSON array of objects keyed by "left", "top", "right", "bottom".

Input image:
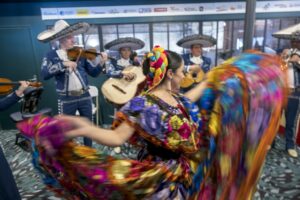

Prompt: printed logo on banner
[
  {"left": 108, "top": 9, "right": 119, "bottom": 14},
  {"left": 43, "top": 10, "right": 58, "bottom": 16},
  {"left": 170, "top": 6, "right": 181, "bottom": 11},
  {"left": 216, "top": 6, "right": 227, "bottom": 12},
  {"left": 59, "top": 10, "right": 74, "bottom": 16},
  {"left": 123, "top": 9, "right": 137, "bottom": 13},
  {"left": 263, "top": 3, "right": 271, "bottom": 10},
  {"left": 290, "top": 3, "right": 300, "bottom": 7},
  {"left": 138, "top": 8, "right": 152, "bottom": 13},
  {"left": 90, "top": 10, "right": 106, "bottom": 14},
  {"left": 154, "top": 7, "right": 168, "bottom": 12},
  {"left": 41, "top": 1, "right": 300, "bottom": 20},
  {"left": 77, "top": 9, "right": 89, "bottom": 15},
  {"left": 274, "top": 3, "right": 288, "bottom": 8},
  {"left": 184, "top": 7, "right": 198, "bottom": 12},
  {"left": 237, "top": 4, "right": 243, "bottom": 9}
]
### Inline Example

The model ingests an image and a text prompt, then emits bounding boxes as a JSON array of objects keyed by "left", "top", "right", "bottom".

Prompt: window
[
  {"left": 254, "top": 20, "right": 266, "bottom": 51},
  {"left": 232, "top": 20, "right": 244, "bottom": 56},
  {"left": 84, "top": 25, "right": 100, "bottom": 51},
  {"left": 134, "top": 24, "right": 150, "bottom": 54},
  {"left": 279, "top": 18, "right": 297, "bottom": 49},
  {"left": 265, "top": 19, "right": 280, "bottom": 52},
  {"left": 169, "top": 23, "right": 184, "bottom": 54},
  {"left": 118, "top": 24, "right": 134, "bottom": 38},
  {"left": 102, "top": 25, "right": 118, "bottom": 51},
  {"left": 153, "top": 23, "right": 168, "bottom": 50},
  {"left": 217, "top": 21, "right": 233, "bottom": 65},
  {"left": 203, "top": 21, "right": 218, "bottom": 67},
  {"left": 183, "top": 22, "right": 199, "bottom": 37}
]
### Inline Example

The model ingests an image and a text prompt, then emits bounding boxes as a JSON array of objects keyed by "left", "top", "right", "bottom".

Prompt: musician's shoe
[
  {"left": 287, "top": 149, "right": 298, "bottom": 158},
  {"left": 113, "top": 146, "right": 121, "bottom": 154}
]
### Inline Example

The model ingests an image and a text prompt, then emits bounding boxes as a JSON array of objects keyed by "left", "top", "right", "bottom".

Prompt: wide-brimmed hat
[
  {"left": 37, "top": 20, "right": 90, "bottom": 43},
  {"left": 272, "top": 23, "right": 300, "bottom": 41},
  {"left": 177, "top": 34, "right": 217, "bottom": 48},
  {"left": 104, "top": 37, "right": 145, "bottom": 51}
]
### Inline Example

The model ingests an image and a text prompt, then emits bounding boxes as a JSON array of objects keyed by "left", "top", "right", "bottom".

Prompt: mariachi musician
[
  {"left": 38, "top": 19, "right": 107, "bottom": 147},
  {"left": 273, "top": 24, "right": 300, "bottom": 158},
  {"left": 104, "top": 37, "right": 145, "bottom": 80},
  {"left": 0, "top": 80, "right": 29, "bottom": 200},
  {"left": 177, "top": 34, "right": 216, "bottom": 90}
]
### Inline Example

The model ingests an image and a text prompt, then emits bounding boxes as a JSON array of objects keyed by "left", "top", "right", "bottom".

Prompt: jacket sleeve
[
  {"left": 106, "top": 60, "right": 124, "bottom": 78},
  {"left": 0, "top": 92, "right": 21, "bottom": 111},
  {"left": 84, "top": 58, "right": 104, "bottom": 77},
  {"left": 40, "top": 51, "right": 66, "bottom": 80},
  {"left": 202, "top": 56, "right": 212, "bottom": 73},
  {"left": 181, "top": 54, "right": 190, "bottom": 73}
]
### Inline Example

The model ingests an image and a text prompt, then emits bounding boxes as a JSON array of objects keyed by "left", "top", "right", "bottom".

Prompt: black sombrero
[
  {"left": 37, "top": 20, "right": 90, "bottom": 43},
  {"left": 272, "top": 23, "right": 300, "bottom": 41},
  {"left": 177, "top": 34, "right": 217, "bottom": 48},
  {"left": 104, "top": 37, "right": 145, "bottom": 51}
]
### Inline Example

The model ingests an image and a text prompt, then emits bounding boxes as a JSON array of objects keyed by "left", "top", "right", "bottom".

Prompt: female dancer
[{"left": 18, "top": 46, "right": 286, "bottom": 199}]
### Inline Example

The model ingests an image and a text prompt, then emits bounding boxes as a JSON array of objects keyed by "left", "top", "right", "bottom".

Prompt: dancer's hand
[
  {"left": 56, "top": 115, "right": 135, "bottom": 147},
  {"left": 55, "top": 115, "right": 96, "bottom": 138}
]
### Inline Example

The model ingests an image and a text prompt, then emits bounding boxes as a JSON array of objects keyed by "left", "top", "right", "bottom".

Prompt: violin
[
  {"left": 0, "top": 78, "right": 42, "bottom": 95},
  {"left": 67, "top": 46, "right": 103, "bottom": 61},
  {"left": 67, "top": 46, "right": 116, "bottom": 62}
]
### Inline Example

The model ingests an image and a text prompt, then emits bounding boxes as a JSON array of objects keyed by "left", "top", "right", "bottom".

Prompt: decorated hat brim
[
  {"left": 272, "top": 32, "right": 300, "bottom": 41},
  {"left": 272, "top": 23, "right": 300, "bottom": 41},
  {"left": 37, "top": 22, "right": 90, "bottom": 43},
  {"left": 177, "top": 34, "right": 217, "bottom": 48},
  {"left": 104, "top": 37, "right": 145, "bottom": 51}
]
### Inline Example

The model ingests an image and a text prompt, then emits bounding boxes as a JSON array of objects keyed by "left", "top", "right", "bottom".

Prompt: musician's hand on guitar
[
  {"left": 122, "top": 71, "right": 135, "bottom": 81},
  {"left": 63, "top": 61, "right": 77, "bottom": 71},
  {"left": 189, "top": 64, "right": 202, "bottom": 73},
  {"left": 289, "top": 54, "right": 300, "bottom": 62},
  {"left": 281, "top": 49, "right": 290, "bottom": 61}
]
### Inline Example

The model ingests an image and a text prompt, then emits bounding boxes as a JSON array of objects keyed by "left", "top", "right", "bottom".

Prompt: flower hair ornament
[{"left": 145, "top": 45, "right": 168, "bottom": 91}]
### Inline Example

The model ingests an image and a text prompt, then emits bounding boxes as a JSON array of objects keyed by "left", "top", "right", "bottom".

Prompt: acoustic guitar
[
  {"left": 101, "top": 66, "right": 146, "bottom": 105},
  {"left": 180, "top": 69, "right": 205, "bottom": 88}
]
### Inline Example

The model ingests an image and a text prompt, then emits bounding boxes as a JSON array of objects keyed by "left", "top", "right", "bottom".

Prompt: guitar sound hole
[{"left": 112, "top": 84, "right": 126, "bottom": 94}]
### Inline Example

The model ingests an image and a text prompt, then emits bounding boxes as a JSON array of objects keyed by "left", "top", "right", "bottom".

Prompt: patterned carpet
[{"left": 0, "top": 130, "right": 300, "bottom": 200}]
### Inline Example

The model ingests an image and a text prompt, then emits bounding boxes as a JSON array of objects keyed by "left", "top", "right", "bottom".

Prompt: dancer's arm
[
  {"left": 183, "top": 80, "right": 207, "bottom": 103},
  {"left": 57, "top": 115, "right": 135, "bottom": 147}
]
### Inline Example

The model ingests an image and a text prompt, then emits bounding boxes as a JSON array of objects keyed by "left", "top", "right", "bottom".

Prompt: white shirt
[
  {"left": 286, "top": 48, "right": 300, "bottom": 88},
  {"left": 117, "top": 58, "right": 131, "bottom": 67},
  {"left": 56, "top": 49, "right": 83, "bottom": 91},
  {"left": 190, "top": 56, "right": 203, "bottom": 65},
  {"left": 287, "top": 66, "right": 295, "bottom": 88}
]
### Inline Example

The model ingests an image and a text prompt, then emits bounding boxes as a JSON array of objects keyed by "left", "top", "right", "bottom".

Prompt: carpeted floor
[{"left": 1, "top": 130, "right": 300, "bottom": 200}]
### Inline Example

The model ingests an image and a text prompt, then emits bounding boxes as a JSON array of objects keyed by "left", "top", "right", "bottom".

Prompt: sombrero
[
  {"left": 272, "top": 23, "right": 300, "bottom": 41},
  {"left": 104, "top": 37, "right": 145, "bottom": 51},
  {"left": 177, "top": 34, "right": 217, "bottom": 48},
  {"left": 37, "top": 20, "right": 90, "bottom": 43}
]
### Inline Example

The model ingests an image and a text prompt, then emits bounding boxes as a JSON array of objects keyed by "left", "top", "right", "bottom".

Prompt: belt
[
  {"left": 289, "top": 87, "right": 300, "bottom": 93},
  {"left": 58, "top": 89, "right": 87, "bottom": 96}
]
